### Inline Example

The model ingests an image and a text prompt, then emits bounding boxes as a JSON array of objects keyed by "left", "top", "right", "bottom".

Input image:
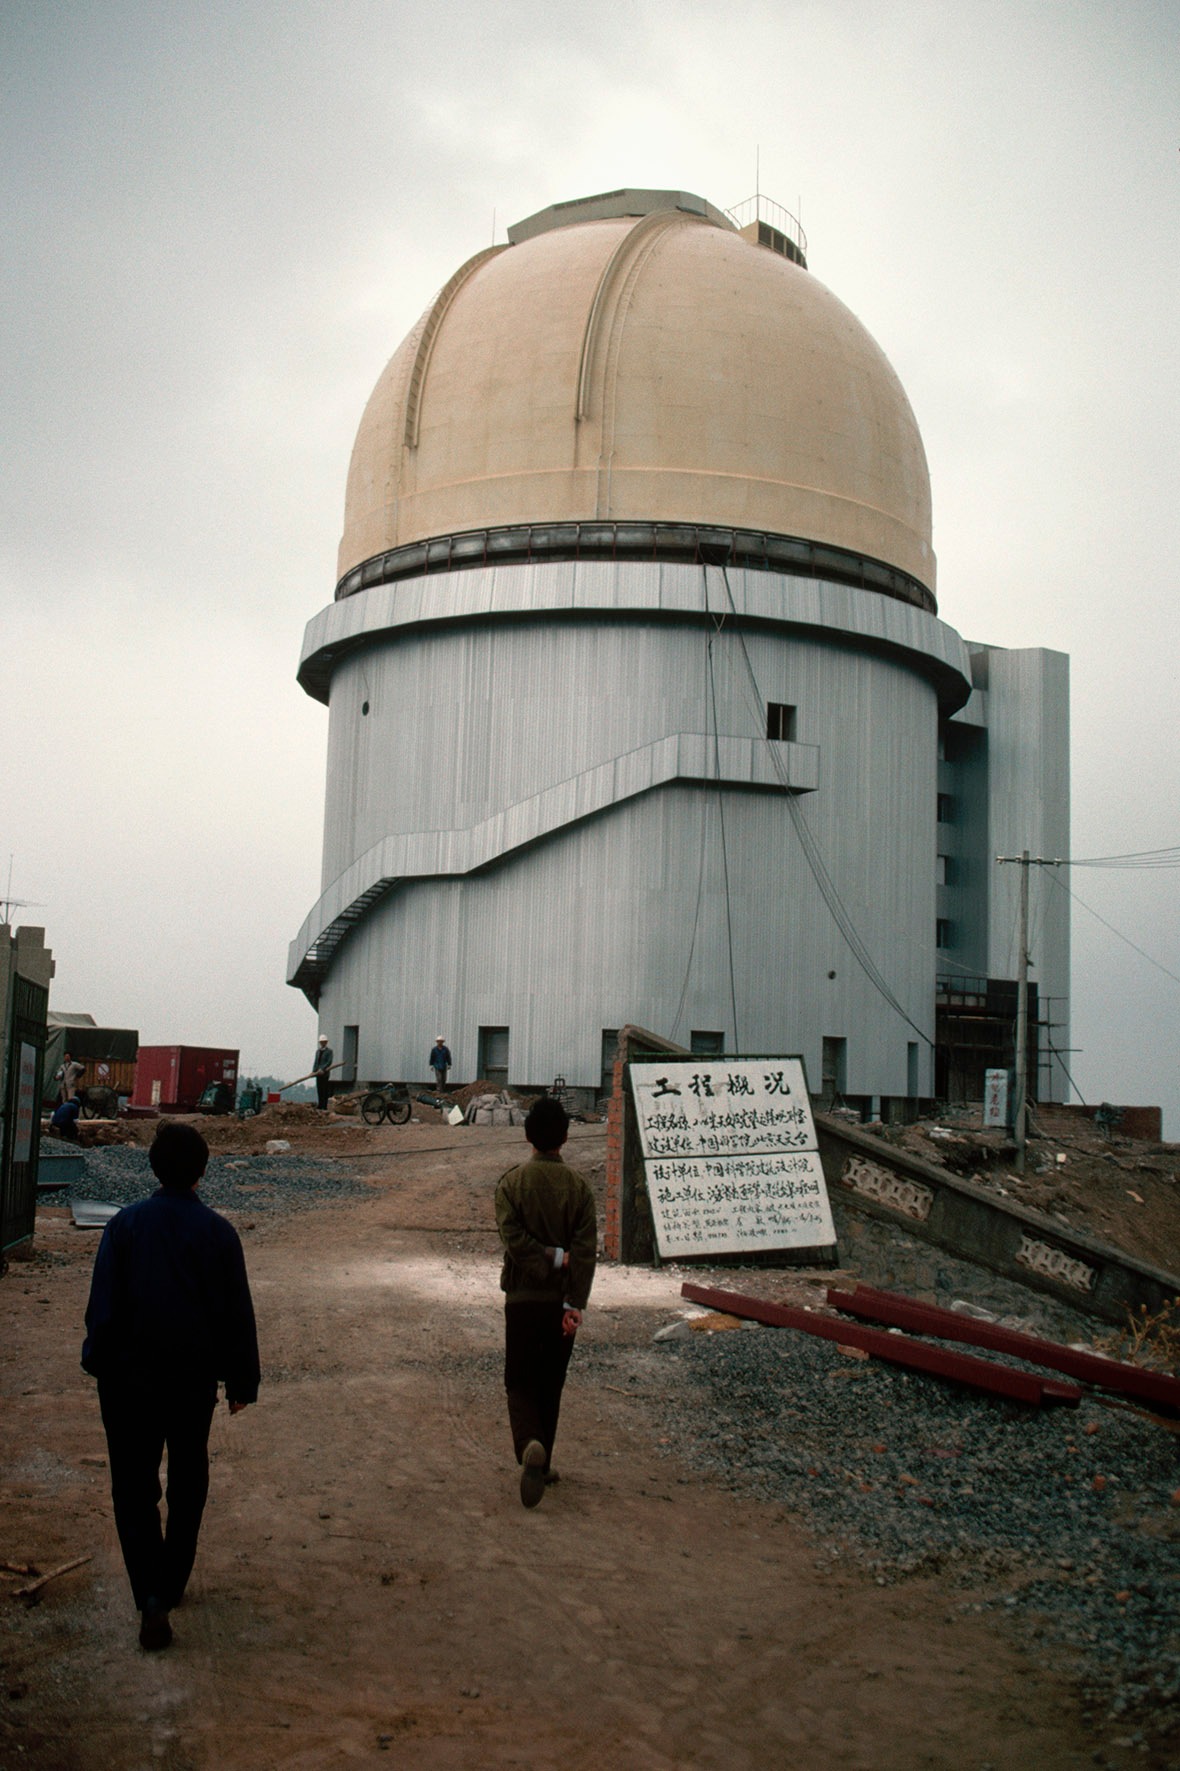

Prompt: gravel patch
[
  {"left": 594, "top": 1321, "right": 1178, "bottom": 1751},
  {"left": 40, "top": 1144, "right": 370, "bottom": 1217}
]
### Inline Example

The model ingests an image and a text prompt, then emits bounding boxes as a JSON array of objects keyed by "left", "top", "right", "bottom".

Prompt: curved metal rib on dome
[
  {"left": 403, "top": 244, "right": 507, "bottom": 449},
  {"left": 575, "top": 207, "right": 713, "bottom": 424},
  {"left": 287, "top": 730, "right": 818, "bottom": 1003}
]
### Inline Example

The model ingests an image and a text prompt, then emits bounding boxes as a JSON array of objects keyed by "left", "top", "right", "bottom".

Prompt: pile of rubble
[
  {"left": 65, "top": 1119, "right": 138, "bottom": 1149},
  {"left": 460, "top": 1088, "right": 530, "bottom": 1127},
  {"left": 859, "top": 1110, "right": 1179, "bottom": 1274}
]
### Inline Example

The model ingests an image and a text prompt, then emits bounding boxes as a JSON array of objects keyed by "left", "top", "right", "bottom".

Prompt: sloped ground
[{"left": 872, "top": 1106, "right": 1180, "bottom": 1285}]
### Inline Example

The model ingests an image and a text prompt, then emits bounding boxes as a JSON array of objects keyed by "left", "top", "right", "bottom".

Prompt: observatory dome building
[{"left": 291, "top": 188, "right": 1069, "bottom": 1113}]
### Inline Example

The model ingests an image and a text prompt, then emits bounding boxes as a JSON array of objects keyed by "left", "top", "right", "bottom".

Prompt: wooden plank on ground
[
  {"left": 13, "top": 1554, "right": 92, "bottom": 1603},
  {"left": 680, "top": 1282, "right": 1082, "bottom": 1407},
  {"left": 827, "top": 1283, "right": 1180, "bottom": 1414}
]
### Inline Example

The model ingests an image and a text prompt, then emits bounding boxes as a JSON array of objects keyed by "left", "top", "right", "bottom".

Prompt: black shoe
[{"left": 139, "top": 1603, "right": 172, "bottom": 1651}]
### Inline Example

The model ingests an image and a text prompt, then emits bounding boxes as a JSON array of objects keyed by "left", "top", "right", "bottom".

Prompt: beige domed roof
[{"left": 338, "top": 190, "right": 935, "bottom": 601}]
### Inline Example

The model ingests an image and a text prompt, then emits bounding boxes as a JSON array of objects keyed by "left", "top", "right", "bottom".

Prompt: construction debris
[
  {"left": 827, "top": 1283, "right": 1180, "bottom": 1414},
  {"left": 13, "top": 1554, "right": 93, "bottom": 1604},
  {"left": 69, "top": 1201, "right": 119, "bottom": 1229},
  {"left": 680, "top": 1281, "right": 1083, "bottom": 1408},
  {"left": 462, "top": 1090, "right": 528, "bottom": 1127}
]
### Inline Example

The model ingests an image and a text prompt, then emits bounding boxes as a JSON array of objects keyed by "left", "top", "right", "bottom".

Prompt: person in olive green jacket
[{"left": 494, "top": 1096, "right": 597, "bottom": 1507}]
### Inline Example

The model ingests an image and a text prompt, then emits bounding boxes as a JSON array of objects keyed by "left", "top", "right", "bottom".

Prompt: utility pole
[
  {"left": 1013, "top": 849, "right": 1030, "bottom": 1172},
  {"left": 996, "top": 852, "right": 1063, "bottom": 1174}
]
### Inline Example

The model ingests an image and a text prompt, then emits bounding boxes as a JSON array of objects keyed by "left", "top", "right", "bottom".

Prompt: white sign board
[
  {"left": 629, "top": 1057, "right": 836, "bottom": 1259},
  {"left": 982, "top": 1068, "right": 1009, "bottom": 1129},
  {"left": 14, "top": 1042, "right": 39, "bottom": 1165}
]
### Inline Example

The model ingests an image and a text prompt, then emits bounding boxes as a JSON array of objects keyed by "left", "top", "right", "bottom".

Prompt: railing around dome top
[
  {"left": 725, "top": 194, "right": 807, "bottom": 265},
  {"left": 334, "top": 521, "right": 935, "bottom": 615}
]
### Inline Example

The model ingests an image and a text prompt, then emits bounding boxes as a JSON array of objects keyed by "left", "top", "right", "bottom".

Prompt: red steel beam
[
  {"left": 679, "top": 1282, "right": 1081, "bottom": 1408},
  {"left": 827, "top": 1283, "right": 1180, "bottom": 1414}
]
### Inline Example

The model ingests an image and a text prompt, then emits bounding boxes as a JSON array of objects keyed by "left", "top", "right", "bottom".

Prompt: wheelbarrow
[{"left": 360, "top": 1083, "right": 413, "bottom": 1126}]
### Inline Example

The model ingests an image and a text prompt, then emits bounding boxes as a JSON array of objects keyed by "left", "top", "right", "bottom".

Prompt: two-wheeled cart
[{"left": 360, "top": 1083, "right": 413, "bottom": 1126}]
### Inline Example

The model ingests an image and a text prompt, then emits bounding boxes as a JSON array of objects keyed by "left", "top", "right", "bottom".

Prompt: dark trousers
[
  {"left": 316, "top": 1072, "right": 331, "bottom": 1110},
  {"left": 504, "top": 1301, "right": 576, "bottom": 1469},
  {"left": 98, "top": 1377, "right": 217, "bottom": 1611}
]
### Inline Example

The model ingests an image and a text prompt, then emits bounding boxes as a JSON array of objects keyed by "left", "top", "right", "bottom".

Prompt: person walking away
[
  {"left": 429, "top": 1036, "right": 452, "bottom": 1092},
  {"left": 81, "top": 1121, "right": 259, "bottom": 1650},
  {"left": 313, "top": 1034, "right": 334, "bottom": 1110},
  {"left": 494, "top": 1096, "right": 596, "bottom": 1507}
]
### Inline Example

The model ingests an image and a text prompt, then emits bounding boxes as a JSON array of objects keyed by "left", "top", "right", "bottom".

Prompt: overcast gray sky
[{"left": 3, "top": 1, "right": 1178, "bottom": 1126}]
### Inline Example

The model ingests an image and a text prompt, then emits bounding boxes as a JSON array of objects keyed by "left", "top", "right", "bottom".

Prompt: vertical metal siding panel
[
  {"left": 957, "top": 645, "right": 1072, "bottom": 1100},
  {"left": 316, "top": 562, "right": 955, "bottom": 1095}
]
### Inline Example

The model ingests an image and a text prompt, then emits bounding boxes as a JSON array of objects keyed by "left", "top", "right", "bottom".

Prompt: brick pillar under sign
[{"left": 606, "top": 1024, "right": 688, "bottom": 1264}]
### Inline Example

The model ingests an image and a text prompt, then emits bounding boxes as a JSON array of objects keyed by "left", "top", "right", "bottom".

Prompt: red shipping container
[{"left": 131, "top": 1046, "right": 240, "bottom": 1112}]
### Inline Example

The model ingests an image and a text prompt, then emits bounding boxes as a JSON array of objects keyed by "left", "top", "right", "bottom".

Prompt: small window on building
[
  {"left": 766, "top": 702, "right": 797, "bottom": 742},
  {"left": 936, "top": 854, "right": 955, "bottom": 886},
  {"left": 937, "top": 793, "right": 954, "bottom": 823},
  {"left": 690, "top": 1030, "right": 725, "bottom": 1056},
  {"left": 936, "top": 918, "right": 952, "bottom": 950},
  {"left": 821, "top": 1036, "right": 847, "bottom": 1105}
]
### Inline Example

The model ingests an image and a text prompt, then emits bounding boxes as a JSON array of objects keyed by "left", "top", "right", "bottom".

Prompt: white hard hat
[{"left": 318, "top": 1035, "right": 328, "bottom": 1043}]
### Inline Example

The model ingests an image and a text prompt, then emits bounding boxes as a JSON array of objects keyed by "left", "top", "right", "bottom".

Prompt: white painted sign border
[{"left": 628, "top": 1056, "right": 836, "bottom": 1259}]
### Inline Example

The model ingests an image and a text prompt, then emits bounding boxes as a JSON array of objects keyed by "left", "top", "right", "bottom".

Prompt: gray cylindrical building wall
[{"left": 301, "top": 561, "right": 971, "bottom": 1094}]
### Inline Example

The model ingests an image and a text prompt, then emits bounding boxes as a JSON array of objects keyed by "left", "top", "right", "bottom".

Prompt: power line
[
  {"left": 672, "top": 570, "right": 742, "bottom": 1048},
  {"left": 706, "top": 624, "right": 741, "bottom": 1052},
  {"left": 1067, "top": 845, "right": 1180, "bottom": 869},
  {"left": 715, "top": 563, "right": 934, "bottom": 1047},
  {"left": 1049, "top": 870, "right": 1180, "bottom": 988},
  {"left": 669, "top": 636, "right": 715, "bottom": 1043}
]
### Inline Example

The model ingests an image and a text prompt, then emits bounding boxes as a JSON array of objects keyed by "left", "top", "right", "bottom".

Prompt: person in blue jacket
[
  {"left": 81, "top": 1121, "right": 259, "bottom": 1651},
  {"left": 429, "top": 1036, "right": 452, "bottom": 1091},
  {"left": 50, "top": 1096, "right": 83, "bottom": 1140}
]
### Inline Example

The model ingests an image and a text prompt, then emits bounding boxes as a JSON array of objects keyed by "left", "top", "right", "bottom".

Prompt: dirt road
[{"left": 0, "top": 1121, "right": 1155, "bottom": 1768}]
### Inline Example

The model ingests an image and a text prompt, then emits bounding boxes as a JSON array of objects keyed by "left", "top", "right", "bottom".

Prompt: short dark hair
[
  {"left": 149, "top": 1121, "right": 209, "bottom": 1190},
  {"left": 524, "top": 1096, "right": 569, "bottom": 1152}
]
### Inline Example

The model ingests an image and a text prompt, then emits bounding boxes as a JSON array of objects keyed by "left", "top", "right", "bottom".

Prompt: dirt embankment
[{"left": 867, "top": 1108, "right": 1180, "bottom": 1283}]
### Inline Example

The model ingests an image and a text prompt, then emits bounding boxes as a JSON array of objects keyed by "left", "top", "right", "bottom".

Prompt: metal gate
[{"left": 2, "top": 974, "right": 48, "bottom": 1256}]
